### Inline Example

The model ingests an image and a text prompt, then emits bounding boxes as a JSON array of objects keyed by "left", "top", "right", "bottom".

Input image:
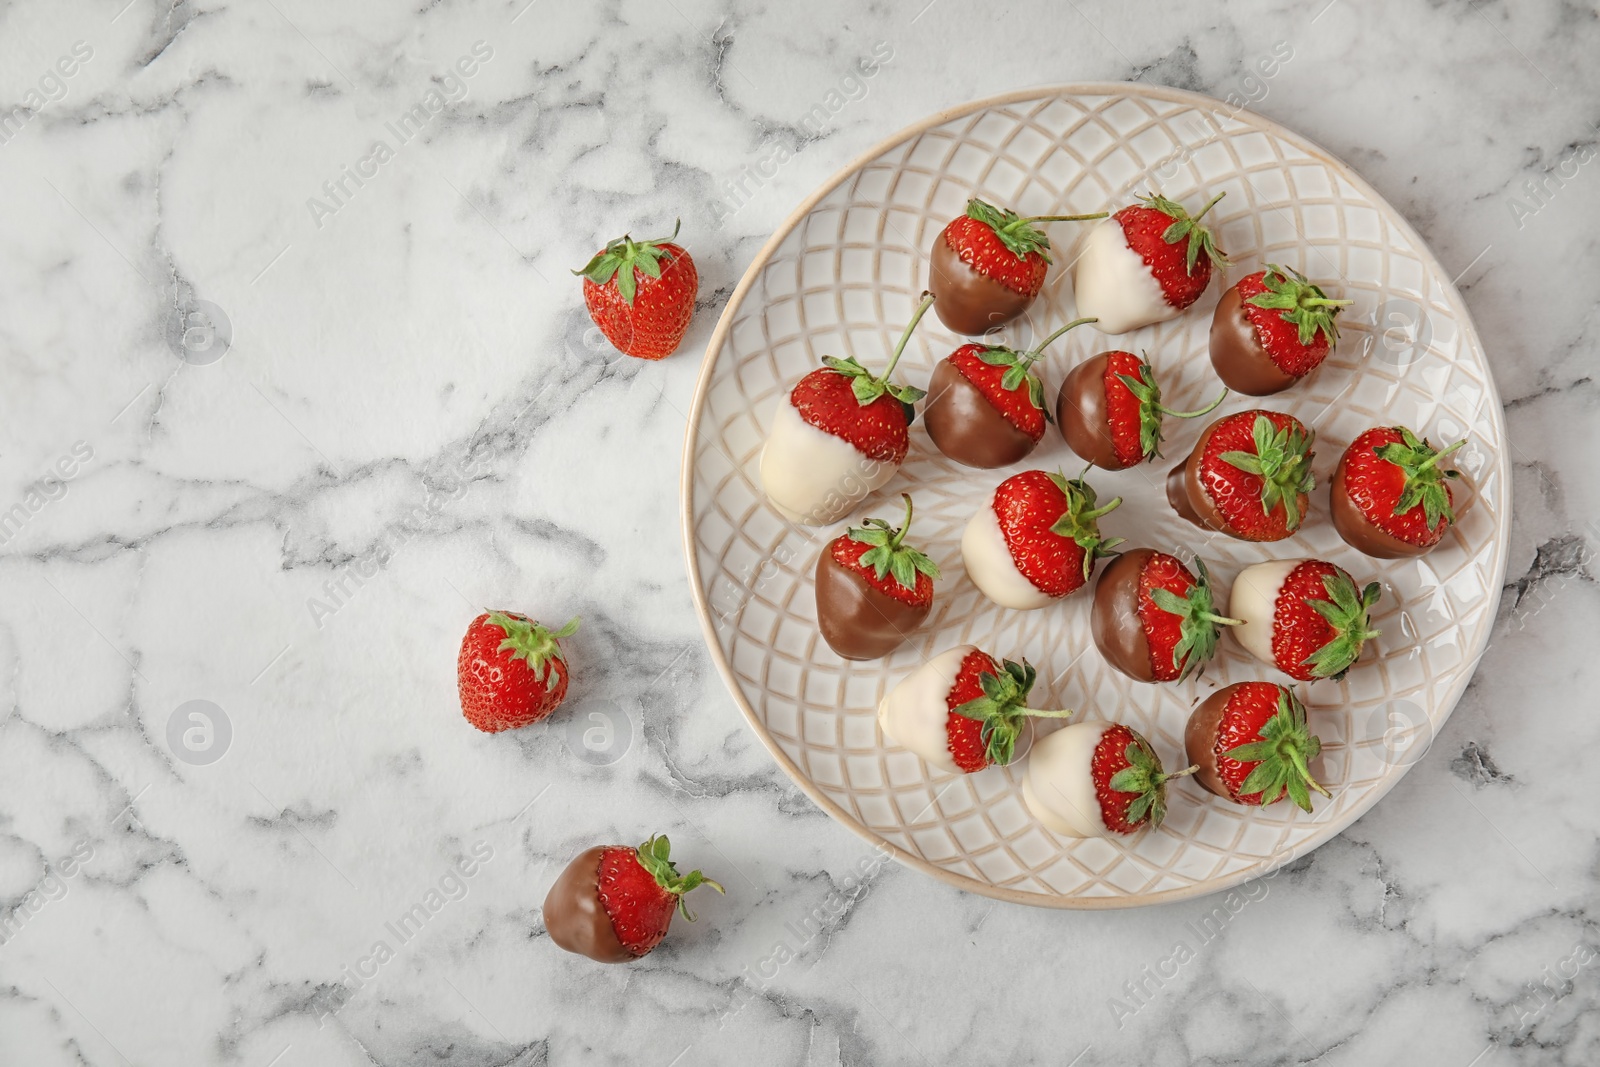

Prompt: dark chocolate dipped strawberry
[
  {"left": 1166, "top": 409, "right": 1315, "bottom": 542},
  {"left": 815, "top": 494, "right": 940, "bottom": 661},
  {"left": 924, "top": 316, "right": 1096, "bottom": 468},
  {"left": 1091, "top": 550, "right": 1240, "bottom": 683},
  {"left": 543, "top": 835, "right": 722, "bottom": 963},
  {"left": 1231, "top": 558, "right": 1381, "bottom": 681},
  {"left": 1024, "top": 720, "right": 1197, "bottom": 837},
  {"left": 927, "top": 199, "right": 1107, "bottom": 336},
  {"left": 1210, "top": 265, "right": 1349, "bottom": 395},
  {"left": 1332, "top": 426, "right": 1466, "bottom": 559},
  {"left": 760, "top": 294, "right": 934, "bottom": 526},
  {"left": 1057, "top": 350, "right": 1228, "bottom": 470},
  {"left": 877, "top": 646, "right": 1073, "bottom": 774},
  {"left": 1185, "top": 682, "right": 1329, "bottom": 810},
  {"left": 1073, "top": 192, "right": 1227, "bottom": 334}
]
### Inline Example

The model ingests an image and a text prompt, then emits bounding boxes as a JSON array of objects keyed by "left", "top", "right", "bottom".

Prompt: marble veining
[{"left": 0, "top": 0, "right": 1596, "bottom": 1064}]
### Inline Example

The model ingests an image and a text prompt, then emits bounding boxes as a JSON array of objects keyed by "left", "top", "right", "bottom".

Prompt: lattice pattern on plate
[{"left": 682, "top": 85, "right": 1509, "bottom": 908}]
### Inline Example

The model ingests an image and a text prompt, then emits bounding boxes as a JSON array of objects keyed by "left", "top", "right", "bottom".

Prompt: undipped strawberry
[
  {"left": 457, "top": 611, "right": 580, "bottom": 732},
  {"left": 576, "top": 221, "right": 698, "bottom": 360}
]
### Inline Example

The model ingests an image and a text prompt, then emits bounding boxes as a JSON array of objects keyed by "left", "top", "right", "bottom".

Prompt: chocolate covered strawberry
[
  {"left": 1185, "top": 683, "right": 1329, "bottom": 810},
  {"left": 1211, "top": 265, "right": 1349, "bottom": 395},
  {"left": 543, "top": 835, "right": 722, "bottom": 963},
  {"left": 927, "top": 199, "right": 1106, "bottom": 336},
  {"left": 575, "top": 221, "right": 698, "bottom": 360},
  {"left": 1057, "top": 351, "right": 1228, "bottom": 470},
  {"left": 1332, "top": 426, "right": 1466, "bottom": 559},
  {"left": 457, "top": 612, "right": 580, "bottom": 732},
  {"left": 962, "top": 469, "right": 1122, "bottom": 611},
  {"left": 1024, "top": 721, "right": 1196, "bottom": 837},
  {"left": 924, "top": 316, "right": 1097, "bottom": 468},
  {"left": 1167, "top": 410, "right": 1315, "bottom": 542},
  {"left": 1091, "top": 550, "right": 1240, "bottom": 683},
  {"left": 760, "top": 294, "right": 934, "bottom": 525},
  {"left": 1231, "top": 559, "right": 1381, "bottom": 681},
  {"left": 815, "top": 494, "right": 940, "bottom": 661},
  {"left": 877, "top": 646, "right": 1073, "bottom": 774},
  {"left": 1073, "top": 192, "right": 1227, "bottom": 334}
]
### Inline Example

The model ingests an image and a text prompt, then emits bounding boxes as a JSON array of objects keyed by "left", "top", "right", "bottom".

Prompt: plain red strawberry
[
  {"left": 943, "top": 651, "right": 1072, "bottom": 771},
  {"left": 1091, "top": 724, "right": 1191, "bottom": 833},
  {"left": 1236, "top": 267, "right": 1346, "bottom": 378},
  {"left": 1208, "top": 683, "right": 1327, "bottom": 809},
  {"left": 1272, "top": 560, "right": 1381, "bottom": 680},
  {"left": 1197, "top": 410, "right": 1315, "bottom": 540},
  {"left": 577, "top": 223, "right": 698, "bottom": 360},
  {"left": 1115, "top": 192, "right": 1226, "bottom": 310},
  {"left": 993, "top": 470, "right": 1123, "bottom": 597},
  {"left": 1339, "top": 426, "right": 1464, "bottom": 548},
  {"left": 596, "top": 836, "right": 722, "bottom": 957},
  {"left": 942, "top": 212, "right": 1049, "bottom": 297},
  {"left": 457, "top": 612, "right": 580, "bottom": 732}
]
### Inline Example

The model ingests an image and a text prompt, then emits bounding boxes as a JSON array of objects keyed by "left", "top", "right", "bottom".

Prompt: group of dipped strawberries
[{"left": 759, "top": 192, "right": 1468, "bottom": 840}]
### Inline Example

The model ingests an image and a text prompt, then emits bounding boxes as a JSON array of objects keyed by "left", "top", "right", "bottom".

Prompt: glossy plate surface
[{"left": 681, "top": 84, "right": 1509, "bottom": 908}]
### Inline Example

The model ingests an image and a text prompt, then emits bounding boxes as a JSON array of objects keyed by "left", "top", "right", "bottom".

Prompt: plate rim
[{"left": 678, "top": 81, "right": 1512, "bottom": 909}]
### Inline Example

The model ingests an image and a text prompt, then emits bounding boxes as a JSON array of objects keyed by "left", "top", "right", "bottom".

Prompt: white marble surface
[{"left": 0, "top": 1, "right": 1596, "bottom": 1064}]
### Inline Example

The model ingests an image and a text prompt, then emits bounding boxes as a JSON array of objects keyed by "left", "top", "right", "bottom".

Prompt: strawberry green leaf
[
  {"left": 634, "top": 834, "right": 725, "bottom": 922},
  {"left": 1300, "top": 570, "right": 1382, "bottom": 680},
  {"left": 486, "top": 611, "right": 579, "bottom": 683},
  {"left": 572, "top": 220, "right": 682, "bottom": 306},
  {"left": 1221, "top": 688, "right": 1330, "bottom": 811},
  {"left": 965, "top": 198, "right": 1053, "bottom": 262},
  {"left": 1045, "top": 474, "right": 1125, "bottom": 580},
  {"left": 1246, "top": 264, "right": 1350, "bottom": 347},
  {"left": 1375, "top": 427, "right": 1466, "bottom": 532},
  {"left": 1146, "top": 557, "right": 1241, "bottom": 679},
  {"left": 844, "top": 494, "right": 940, "bottom": 593},
  {"left": 1221, "top": 415, "right": 1316, "bottom": 531},
  {"left": 950, "top": 655, "right": 1072, "bottom": 767},
  {"left": 1139, "top": 191, "right": 1228, "bottom": 274}
]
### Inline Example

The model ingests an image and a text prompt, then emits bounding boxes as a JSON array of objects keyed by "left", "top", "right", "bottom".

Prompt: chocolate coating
[
  {"left": 814, "top": 545, "right": 930, "bottom": 660},
  {"left": 924, "top": 359, "right": 1039, "bottom": 469},
  {"left": 1091, "top": 549, "right": 1158, "bottom": 682},
  {"left": 543, "top": 846, "right": 635, "bottom": 963},
  {"left": 1057, "top": 352, "right": 1134, "bottom": 471},
  {"left": 1183, "top": 686, "right": 1238, "bottom": 802},
  {"left": 928, "top": 231, "right": 1034, "bottom": 336},
  {"left": 1165, "top": 419, "right": 1233, "bottom": 535},
  {"left": 1209, "top": 287, "right": 1298, "bottom": 396},
  {"left": 1330, "top": 457, "right": 1434, "bottom": 559}
]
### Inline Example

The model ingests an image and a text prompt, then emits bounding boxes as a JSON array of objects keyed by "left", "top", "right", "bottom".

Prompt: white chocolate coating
[
  {"left": 1230, "top": 558, "right": 1302, "bottom": 666},
  {"left": 759, "top": 400, "right": 898, "bottom": 525},
  {"left": 961, "top": 502, "right": 1054, "bottom": 611},
  {"left": 1023, "top": 720, "right": 1117, "bottom": 837},
  {"left": 1071, "top": 218, "right": 1178, "bottom": 335},
  {"left": 877, "top": 646, "right": 974, "bottom": 775}
]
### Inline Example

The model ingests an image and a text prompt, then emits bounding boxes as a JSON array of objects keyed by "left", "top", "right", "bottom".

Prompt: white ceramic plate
[{"left": 680, "top": 84, "right": 1509, "bottom": 908}]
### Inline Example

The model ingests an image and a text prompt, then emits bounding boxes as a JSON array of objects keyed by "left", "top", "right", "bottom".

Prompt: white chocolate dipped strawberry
[
  {"left": 1073, "top": 193, "right": 1226, "bottom": 335},
  {"left": 760, "top": 295, "right": 934, "bottom": 525},
  {"left": 1023, "top": 720, "right": 1195, "bottom": 837},
  {"left": 961, "top": 470, "right": 1122, "bottom": 610},
  {"left": 877, "top": 646, "right": 1071, "bottom": 775},
  {"left": 1230, "top": 558, "right": 1382, "bottom": 682}
]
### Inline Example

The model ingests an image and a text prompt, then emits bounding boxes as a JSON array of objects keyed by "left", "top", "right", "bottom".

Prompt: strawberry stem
[
  {"left": 1164, "top": 764, "right": 1200, "bottom": 782},
  {"left": 1014, "top": 212, "right": 1109, "bottom": 227},
  {"left": 1156, "top": 386, "right": 1229, "bottom": 420},
  {"left": 1025, "top": 316, "right": 1099, "bottom": 360},
  {"left": 1081, "top": 497, "right": 1123, "bottom": 522},
  {"left": 1192, "top": 191, "right": 1226, "bottom": 223},
  {"left": 881, "top": 292, "right": 936, "bottom": 382},
  {"left": 888, "top": 494, "right": 913, "bottom": 550},
  {"left": 1415, "top": 438, "right": 1467, "bottom": 473}
]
